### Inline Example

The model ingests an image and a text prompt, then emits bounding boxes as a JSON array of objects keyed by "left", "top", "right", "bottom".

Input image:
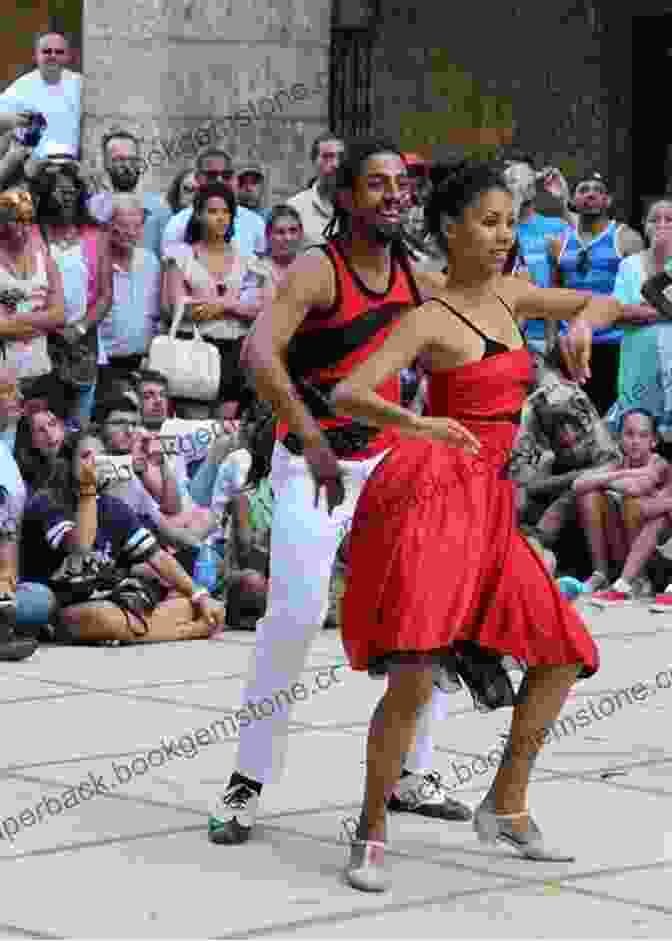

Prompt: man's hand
[
  {"left": 303, "top": 440, "right": 346, "bottom": 514},
  {"left": 559, "top": 317, "right": 592, "bottom": 384}
]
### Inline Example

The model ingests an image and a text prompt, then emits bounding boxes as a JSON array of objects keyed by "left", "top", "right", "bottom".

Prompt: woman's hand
[
  {"left": 194, "top": 594, "right": 226, "bottom": 633},
  {"left": 559, "top": 316, "right": 593, "bottom": 383},
  {"left": 190, "top": 301, "right": 226, "bottom": 323},
  {"left": 408, "top": 416, "right": 481, "bottom": 454}
]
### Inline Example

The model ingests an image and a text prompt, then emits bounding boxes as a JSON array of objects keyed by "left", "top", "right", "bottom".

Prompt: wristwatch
[{"left": 74, "top": 322, "right": 87, "bottom": 338}]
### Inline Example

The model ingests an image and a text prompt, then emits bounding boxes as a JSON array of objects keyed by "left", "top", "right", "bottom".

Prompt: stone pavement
[{"left": 1, "top": 599, "right": 672, "bottom": 938}]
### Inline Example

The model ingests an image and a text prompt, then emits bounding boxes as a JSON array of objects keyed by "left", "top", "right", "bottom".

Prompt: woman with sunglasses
[{"left": 31, "top": 163, "right": 113, "bottom": 429}]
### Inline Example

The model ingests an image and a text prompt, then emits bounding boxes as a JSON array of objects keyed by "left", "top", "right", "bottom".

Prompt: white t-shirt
[
  {"left": 0, "top": 441, "right": 26, "bottom": 527},
  {"left": 0, "top": 69, "right": 81, "bottom": 158}
]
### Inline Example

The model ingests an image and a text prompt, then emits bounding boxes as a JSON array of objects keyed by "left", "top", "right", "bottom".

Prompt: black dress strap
[
  {"left": 493, "top": 292, "right": 526, "bottom": 346},
  {"left": 428, "top": 297, "right": 493, "bottom": 344}
]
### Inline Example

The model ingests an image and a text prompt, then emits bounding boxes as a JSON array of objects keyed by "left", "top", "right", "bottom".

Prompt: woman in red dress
[{"left": 331, "top": 161, "right": 635, "bottom": 892}]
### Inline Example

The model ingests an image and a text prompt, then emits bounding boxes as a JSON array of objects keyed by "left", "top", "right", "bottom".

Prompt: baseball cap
[
  {"left": 402, "top": 153, "right": 430, "bottom": 173},
  {"left": 576, "top": 170, "right": 609, "bottom": 190},
  {"left": 237, "top": 164, "right": 265, "bottom": 180}
]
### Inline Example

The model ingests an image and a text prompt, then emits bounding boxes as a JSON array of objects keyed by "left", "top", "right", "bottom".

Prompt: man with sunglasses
[
  {"left": 0, "top": 29, "right": 81, "bottom": 161},
  {"left": 548, "top": 172, "right": 644, "bottom": 416},
  {"left": 161, "top": 149, "right": 265, "bottom": 258}
]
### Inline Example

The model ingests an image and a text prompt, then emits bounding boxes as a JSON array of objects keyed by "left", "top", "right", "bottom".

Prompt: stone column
[{"left": 80, "top": 0, "right": 331, "bottom": 202}]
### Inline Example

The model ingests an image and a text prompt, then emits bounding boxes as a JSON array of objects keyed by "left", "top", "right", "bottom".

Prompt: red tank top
[{"left": 279, "top": 238, "right": 421, "bottom": 460}]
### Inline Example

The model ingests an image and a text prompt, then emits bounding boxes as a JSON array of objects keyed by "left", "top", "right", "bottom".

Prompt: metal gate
[{"left": 329, "top": 0, "right": 380, "bottom": 137}]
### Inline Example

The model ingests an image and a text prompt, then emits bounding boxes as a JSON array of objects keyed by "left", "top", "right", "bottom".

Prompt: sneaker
[
  {"left": 589, "top": 578, "right": 634, "bottom": 608},
  {"left": 650, "top": 586, "right": 672, "bottom": 613},
  {"left": 0, "top": 593, "right": 37, "bottom": 662},
  {"left": 387, "top": 771, "right": 472, "bottom": 821},
  {"left": 207, "top": 783, "right": 260, "bottom": 844}
]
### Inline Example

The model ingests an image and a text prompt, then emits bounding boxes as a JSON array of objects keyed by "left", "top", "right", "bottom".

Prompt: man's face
[
  {"left": 315, "top": 139, "right": 344, "bottom": 198},
  {"left": 110, "top": 208, "right": 144, "bottom": 252},
  {"left": 345, "top": 152, "right": 410, "bottom": 245},
  {"left": 236, "top": 173, "right": 264, "bottom": 210},
  {"left": 573, "top": 180, "right": 611, "bottom": 217},
  {"left": 35, "top": 33, "right": 70, "bottom": 83},
  {"left": 103, "top": 410, "right": 139, "bottom": 453},
  {"left": 268, "top": 214, "right": 303, "bottom": 262},
  {"left": 49, "top": 173, "right": 79, "bottom": 220},
  {"left": 195, "top": 157, "right": 236, "bottom": 193},
  {"left": 105, "top": 138, "right": 142, "bottom": 193},
  {"left": 140, "top": 382, "right": 169, "bottom": 428}
]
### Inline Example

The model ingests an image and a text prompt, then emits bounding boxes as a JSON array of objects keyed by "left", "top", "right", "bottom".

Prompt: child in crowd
[{"left": 573, "top": 409, "right": 671, "bottom": 604}]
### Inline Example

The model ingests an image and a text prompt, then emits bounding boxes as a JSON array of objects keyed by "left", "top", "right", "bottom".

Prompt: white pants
[{"left": 236, "top": 441, "right": 450, "bottom": 784}]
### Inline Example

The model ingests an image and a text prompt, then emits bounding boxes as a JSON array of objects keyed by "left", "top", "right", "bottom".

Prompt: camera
[{"left": 13, "top": 112, "right": 47, "bottom": 149}]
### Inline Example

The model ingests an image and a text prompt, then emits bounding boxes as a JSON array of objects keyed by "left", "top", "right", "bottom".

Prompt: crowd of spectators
[{"left": 2, "top": 21, "right": 672, "bottom": 663}]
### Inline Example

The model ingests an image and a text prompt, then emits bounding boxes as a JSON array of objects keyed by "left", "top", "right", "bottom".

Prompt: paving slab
[{"left": 0, "top": 601, "right": 669, "bottom": 937}]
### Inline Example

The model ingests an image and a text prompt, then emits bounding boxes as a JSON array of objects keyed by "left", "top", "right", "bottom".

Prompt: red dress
[{"left": 341, "top": 335, "right": 599, "bottom": 679}]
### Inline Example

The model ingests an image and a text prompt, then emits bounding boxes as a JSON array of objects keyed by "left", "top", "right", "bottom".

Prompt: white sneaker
[{"left": 207, "top": 782, "right": 260, "bottom": 844}]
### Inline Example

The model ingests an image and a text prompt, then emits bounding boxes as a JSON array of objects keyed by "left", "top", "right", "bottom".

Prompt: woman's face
[
  {"left": 30, "top": 410, "right": 65, "bottom": 457},
  {"left": 200, "top": 196, "right": 232, "bottom": 240},
  {"left": 179, "top": 172, "right": 197, "bottom": 210},
  {"left": 268, "top": 215, "right": 303, "bottom": 262},
  {"left": 444, "top": 188, "right": 515, "bottom": 274},
  {"left": 645, "top": 201, "right": 672, "bottom": 247},
  {"left": 621, "top": 413, "right": 656, "bottom": 464}
]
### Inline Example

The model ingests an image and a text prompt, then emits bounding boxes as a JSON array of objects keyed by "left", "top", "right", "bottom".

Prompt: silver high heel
[
  {"left": 473, "top": 799, "right": 575, "bottom": 862},
  {"left": 341, "top": 817, "right": 390, "bottom": 892}
]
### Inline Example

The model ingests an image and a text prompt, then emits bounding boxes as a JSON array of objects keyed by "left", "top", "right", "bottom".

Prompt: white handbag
[{"left": 147, "top": 300, "right": 221, "bottom": 402}]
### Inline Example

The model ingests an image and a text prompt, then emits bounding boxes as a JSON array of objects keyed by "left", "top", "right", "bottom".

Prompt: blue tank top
[{"left": 557, "top": 222, "right": 622, "bottom": 343}]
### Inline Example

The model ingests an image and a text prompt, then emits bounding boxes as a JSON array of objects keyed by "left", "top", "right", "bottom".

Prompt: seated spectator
[
  {"left": 161, "top": 149, "right": 265, "bottom": 257},
  {"left": 95, "top": 397, "right": 182, "bottom": 518},
  {"left": 96, "top": 194, "right": 161, "bottom": 401},
  {"left": 143, "top": 168, "right": 197, "bottom": 259},
  {"left": 510, "top": 347, "right": 620, "bottom": 548},
  {"left": 574, "top": 409, "right": 669, "bottom": 598},
  {"left": 0, "top": 27, "right": 81, "bottom": 160},
  {"left": 19, "top": 431, "right": 226, "bottom": 643},
  {"left": 605, "top": 198, "right": 672, "bottom": 442},
  {"left": 0, "top": 189, "right": 65, "bottom": 395},
  {"left": 161, "top": 183, "right": 262, "bottom": 417},
  {"left": 0, "top": 369, "right": 57, "bottom": 655},
  {"left": 31, "top": 161, "right": 112, "bottom": 428},
  {"left": 14, "top": 398, "right": 70, "bottom": 494}
]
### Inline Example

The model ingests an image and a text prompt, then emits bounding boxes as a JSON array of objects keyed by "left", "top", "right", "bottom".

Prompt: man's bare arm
[{"left": 240, "top": 250, "right": 335, "bottom": 449}]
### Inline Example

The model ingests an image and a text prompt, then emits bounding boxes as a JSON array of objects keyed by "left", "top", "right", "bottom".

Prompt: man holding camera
[{"left": 0, "top": 28, "right": 81, "bottom": 161}]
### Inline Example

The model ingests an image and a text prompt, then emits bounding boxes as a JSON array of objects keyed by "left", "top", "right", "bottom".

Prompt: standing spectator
[
  {"left": 242, "top": 204, "right": 304, "bottom": 305},
  {"left": 143, "top": 168, "right": 197, "bottom": 259},
  {"left": 548, "top": 172, "right": 644, "bottom": 415},
  {"left": 236, "top": 164, "right": 269, "bottom": 221},
  {"left": 0, "top": 27, "right": 81, "bottom": 160},
  {"left": 0, "top": 189, "right": 65, "bottom": 394},
  {"left": 97, "top": 194, "right": 161, "bottom": 400},
  {"left": 502, "top": 156, "right": 571, "bottom": 354},
  {"left": 161, "top": 150, "right": 265, "bottom": 257},
  {"left": 605, "top": 199, "right": 672, "bottom": 440},
  {"left": 98, "top": 130, "right": 163, "bottom": 216},
  {"left": 32, "top": 162, "right": 113, "bottom": 429},
  {"left": 162, "top": 184, "right": 262, "bottom": 417},
  {"left": 287, "top": 132, "right": 344, "bottom": 244}
]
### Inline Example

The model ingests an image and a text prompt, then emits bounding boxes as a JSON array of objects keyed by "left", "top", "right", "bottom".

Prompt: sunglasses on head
[{"left": 576, "top": 247, "right": 591, "bottom": 277}]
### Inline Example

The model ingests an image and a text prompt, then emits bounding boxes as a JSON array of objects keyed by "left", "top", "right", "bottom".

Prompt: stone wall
[
  {"left": 373, "top": 1, "right": 610, "bottom": 196},
  {"left": 81, "top": 0, "right": 331, "bottom": 202}
]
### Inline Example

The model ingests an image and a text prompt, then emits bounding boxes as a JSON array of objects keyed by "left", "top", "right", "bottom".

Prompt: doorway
[{"left": 630, "top": 14, "right": 672, "bottom": 226}]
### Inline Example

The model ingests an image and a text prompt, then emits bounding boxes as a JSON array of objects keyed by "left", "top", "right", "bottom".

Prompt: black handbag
[{"left": 48, "top": 327, "right": 99, "bottom": 388}]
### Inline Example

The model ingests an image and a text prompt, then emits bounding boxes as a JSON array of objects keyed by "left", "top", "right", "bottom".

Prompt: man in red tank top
[{"left": 207, "top": 138, "right": 472, "bottom": 846}]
